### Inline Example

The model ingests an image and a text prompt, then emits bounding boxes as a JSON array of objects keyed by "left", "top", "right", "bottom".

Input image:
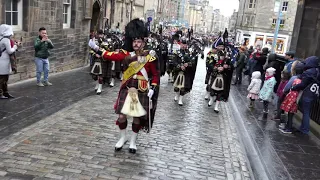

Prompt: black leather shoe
[
  {"left": 129, "top": 148, "right": 136, "bottom": 154},
  {"left": 3, "top": 93, "right": 14, "bottom": 98}
]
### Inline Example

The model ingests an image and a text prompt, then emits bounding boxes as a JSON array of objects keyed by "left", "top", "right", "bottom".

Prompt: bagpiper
[
  {"left": 89, "top": 30, "right": 113, "bottom": 94},
  {"left": 89, "top": 18, "right": 160, "bottom": 154},
  {"left": 172, "top": 37, "right": 195, "bottom": 106},
  {"left": 205, "top": 37, "right": 233, "bottom": 113}
]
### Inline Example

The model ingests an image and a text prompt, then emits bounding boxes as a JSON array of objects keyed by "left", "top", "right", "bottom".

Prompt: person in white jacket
[
  {"left": 247, "top": 71, "right": 262, "bottom": 108},
  {"left": 0, "top": 24, "right": 18, "bottom": 99}
]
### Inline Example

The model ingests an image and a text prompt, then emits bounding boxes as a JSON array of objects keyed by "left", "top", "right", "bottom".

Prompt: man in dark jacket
[
  {"left": 291, "top": 56, "right": 320, "bottom": 134},
  {"left": 233, "top": 46, "right": 247, "bottom": 85},
  {"left": 34, "top": 27, "right": 54, "bottom": 87}
]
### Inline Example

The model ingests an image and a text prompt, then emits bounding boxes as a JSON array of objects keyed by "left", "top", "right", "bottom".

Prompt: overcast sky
[{"left": 209, "top": 0, "right": 239, "bottom": 17}]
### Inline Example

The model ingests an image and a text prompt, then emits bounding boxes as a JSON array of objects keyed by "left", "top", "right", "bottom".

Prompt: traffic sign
[{"left": 148, "top": 17, "right": 152, "bottom": 22}]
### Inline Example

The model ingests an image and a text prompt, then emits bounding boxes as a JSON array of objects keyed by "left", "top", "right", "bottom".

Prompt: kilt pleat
[{"left": 101, "top": 61, "right": 112, "bottom": 79}]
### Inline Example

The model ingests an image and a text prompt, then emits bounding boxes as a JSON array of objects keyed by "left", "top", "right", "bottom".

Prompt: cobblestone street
[{"left": 0, "top": 54, "right": 252, "bottom": 180}]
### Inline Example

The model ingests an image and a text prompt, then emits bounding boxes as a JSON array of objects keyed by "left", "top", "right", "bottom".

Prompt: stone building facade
[
  {"left": 290, "top": 0, "right": 320, "bottom": 58},
  {"left": 0, "top": 0, "right": 96, "bottom": 83},
  {"left": 0, "top": 0, "right": 147, "bottom": 83},
  {"left": 235, "top": 0, "right": 298, "bottom": 54}
]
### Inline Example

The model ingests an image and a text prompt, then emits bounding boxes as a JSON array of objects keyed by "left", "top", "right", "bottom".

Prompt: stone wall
[
  {"left": 0, "top": 0, "right": 94, "bottom": 83},
  {"left": 290, "top": 0, "right": 320, "bottom": 58}
]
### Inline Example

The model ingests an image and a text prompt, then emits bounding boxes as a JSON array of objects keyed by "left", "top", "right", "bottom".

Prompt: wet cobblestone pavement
[{"left": 0, "top": 52, "right": 252, "bottom": 179}]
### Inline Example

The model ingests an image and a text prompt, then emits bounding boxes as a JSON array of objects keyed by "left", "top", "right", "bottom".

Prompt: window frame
[
  {"left": 5, "top": 0, "right": 23, "bottom": 31},
  {"left": 63, "top": 0, "right": 72, "bottom": 29},
  {"left": 248, "top": 0, "right": 256, "bottom": 9},
  {"left": 282, "top": 1, "right": 288, "bottom": 12},
  {"left": 272, "top": 19, "right": 285, "bottom": 25}
]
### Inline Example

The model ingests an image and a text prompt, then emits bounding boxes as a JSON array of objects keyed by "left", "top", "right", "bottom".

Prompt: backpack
[{"left": 0, "top": 37, "right": 10, "bottom": 57}]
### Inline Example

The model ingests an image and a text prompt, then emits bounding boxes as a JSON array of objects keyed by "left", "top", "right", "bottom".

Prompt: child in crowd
[
  {"left": 247, "top": 71, "right": 262, "bottom": 108},
  {"left": 274, "top": 71, "right": 291, "bottom": 121},
  {"left": 259, "top": 67, "right": 277, "bottom": 114},
  {"left": 279, "top": 62, "right": 305, "bottom": 133}
]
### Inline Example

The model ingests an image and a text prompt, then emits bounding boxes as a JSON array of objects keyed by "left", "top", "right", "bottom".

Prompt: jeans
[
  {"left": 35, "top": 57, "right": 50, "bottom": 83},
  {"left": 300, "top": 101, "right": 313, "bottom": 134}
]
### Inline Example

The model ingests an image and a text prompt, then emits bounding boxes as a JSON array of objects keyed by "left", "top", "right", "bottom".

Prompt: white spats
[
  {"left": 205, "top": 91, "right": 210, "bottom": 100},
  {"left": 178, "top": 95, "right": 183, "bottom": 106},
  {"left": 214, "top": 101, "right": 220, "bottom": 113},
  {"left": 96, "top": 84, "right": 102, "bottom": 95},
  {"left": 208, "top": 96, "right": 214, "bottom": 107},
  {"left": 115, "top": 129, "right": 127, "bottom": 151},
  {"left": 129, "top": 132, "right": 138, "bottom": 153},
  {"left": 94, "top": 83, "right": 99, "bottom": 91},
  {"left": 174, "top": 92, "right": 180, "bottom": 101},
  {"left": 110, "top": 78, "right": 115, "bottom": 87}
]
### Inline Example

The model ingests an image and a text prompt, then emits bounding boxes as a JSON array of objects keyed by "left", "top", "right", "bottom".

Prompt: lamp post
[{"left": 271, "top": 0, "right": 283, "bottom": 53}]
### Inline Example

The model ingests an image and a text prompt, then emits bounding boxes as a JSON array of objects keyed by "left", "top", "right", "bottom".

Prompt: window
[
  {"left": 63, "top": 0, "right": 72, "bottom": 28},
  {"left": 282, "top": 1, "right": 288, "bottom": 11},
  {"left": 248, "top": 0, "right": 256, "bottom": 9},
  {"left": 272, "top": 19, "right": 285, "bottom": 25},
  {"left": 5, "top": 0, "right": 23, "bottom": 31}
]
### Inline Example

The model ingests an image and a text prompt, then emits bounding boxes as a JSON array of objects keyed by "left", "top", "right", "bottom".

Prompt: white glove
[
  {"left": 147, "top": 89, "right": 154, "bottom": 98},
  {"left": 88, "top": 39, "right": 99, "bottom": 50}
]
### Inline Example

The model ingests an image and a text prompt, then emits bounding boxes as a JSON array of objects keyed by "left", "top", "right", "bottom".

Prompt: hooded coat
[
  {"left": 247, "top": 71, "right": 262, "bottom": 94},
  {"left": 292, "top": 56, "right": 320, "bottom": 102},
  {"left": 0, "top": 24, "right": 17, "bottom": 75}
]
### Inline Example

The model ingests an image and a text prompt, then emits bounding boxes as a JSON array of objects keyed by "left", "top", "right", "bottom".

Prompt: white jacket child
[{"left": 248, "top": 71, "right": 262, "bottom": 94}]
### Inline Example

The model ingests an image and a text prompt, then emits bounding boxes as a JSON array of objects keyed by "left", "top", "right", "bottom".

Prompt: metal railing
[{"left": 310, "top": 99, "right": 320, "bottom": 124}]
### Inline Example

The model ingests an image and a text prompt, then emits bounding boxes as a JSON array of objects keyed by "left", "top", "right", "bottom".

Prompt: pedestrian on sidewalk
[
  {"left": 0, "top": 24, "right": 19, "bottom": 99},
  {"left": 247, "top": 71, "right": 262, "bottom": 108},
  {"left": 279, "top": 62, "right": 305, "bottom": 132},
  {"left": 34, "top": 27, "right": 54, "bottom": 87},
  {"left": 291, "top": 56, "right": 320, "bottom": 134},
  {"left": 233, "top": 46, "right": 247, "bottom": 85},
  {"left": 273, "top": 71, "right": 291, "bottom": 121},
  {"left": 259, "top": 67, "right": 277, "bottom": 114}
]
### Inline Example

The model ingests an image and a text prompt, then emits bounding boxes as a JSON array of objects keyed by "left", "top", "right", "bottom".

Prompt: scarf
[{"left": 265, "top": 75, "right": 273, "bottom": 81}]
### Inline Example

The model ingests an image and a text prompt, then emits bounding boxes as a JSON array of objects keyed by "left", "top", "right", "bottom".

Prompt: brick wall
[{"left": 1, "top": 0, "right": 92, "bottom": 83}]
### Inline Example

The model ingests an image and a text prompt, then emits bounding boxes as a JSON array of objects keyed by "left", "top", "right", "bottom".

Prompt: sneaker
[
  {"left": 279, "top": 128, "right": 292, "bottom": 134},
  {"left": 37, "top": 82, "right": 45, "bottom": 87},
  {"left": 278, "top": 123, "right": 286, "bottom": 129},
  {"left": 43, "top": 81, "right": 53, "bottom": 86},
  {"left": 263, "top": 110, "right": 269, "bottom": 114}
]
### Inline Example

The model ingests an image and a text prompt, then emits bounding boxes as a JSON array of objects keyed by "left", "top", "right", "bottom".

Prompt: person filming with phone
[{"left": 34, "top": 27, "right": 54, "bottom": 87}]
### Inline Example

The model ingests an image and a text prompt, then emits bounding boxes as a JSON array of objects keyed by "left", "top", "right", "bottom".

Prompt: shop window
[{"left": 5, "top": 0, "right": 23, "bottom": 31}]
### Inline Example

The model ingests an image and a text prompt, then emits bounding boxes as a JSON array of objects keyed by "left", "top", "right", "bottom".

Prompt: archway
[{"left": 90, "top": 1, "right": 101, "bottom": 31}]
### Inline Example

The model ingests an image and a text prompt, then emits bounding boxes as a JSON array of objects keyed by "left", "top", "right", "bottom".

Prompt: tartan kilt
[
  {"left": 115, "top": 79, "right": 152, "bottom": 131},
  {"left": 101, "top": 61, "right": 112, "bottom": 79}
]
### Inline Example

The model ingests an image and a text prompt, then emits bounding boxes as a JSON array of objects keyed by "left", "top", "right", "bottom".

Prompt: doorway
[{"left": 90, "top": 1, "right": 101, "bottom": 32}]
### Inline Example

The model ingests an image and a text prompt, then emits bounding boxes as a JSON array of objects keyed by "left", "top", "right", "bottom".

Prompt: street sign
[{"left": 148, "top": 17, "right": 152, "bottom": 22}]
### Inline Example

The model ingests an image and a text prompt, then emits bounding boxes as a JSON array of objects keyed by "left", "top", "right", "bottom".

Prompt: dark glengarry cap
[{"left": 285, "top": 51, "right": 295, "bottom": 57}]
